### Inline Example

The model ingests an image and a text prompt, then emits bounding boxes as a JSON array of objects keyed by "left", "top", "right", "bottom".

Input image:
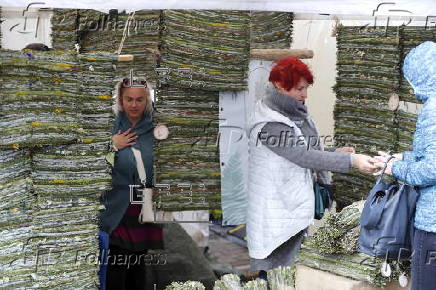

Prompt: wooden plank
[
  {"left": 117, "top": 54, "right": 134, "bottom": 62},
  {"left": 295, "top": 265, "right": 411, "bottom": 290},
  {"left": 250, "top": 49, "right": 314, "bottom": 60}
]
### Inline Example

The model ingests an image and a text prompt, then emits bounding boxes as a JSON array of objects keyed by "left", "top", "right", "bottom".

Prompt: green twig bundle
[
  {"left": 166, "top": 281, "right": 206, "bottom": 290},
  {"left": 267, "top": 265, "right": 296, "bottom": 290},
  {"left": 308, "top": 202, "right": 362, "bottom": 255},
  {"left": 213, "top": 274, "right": 242, "bottom": 290},
  {"left": 298, "top": 201, "right": 411, "bottom": 288}
]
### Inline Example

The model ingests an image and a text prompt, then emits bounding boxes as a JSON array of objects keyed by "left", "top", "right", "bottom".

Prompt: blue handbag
[
  {"left": 314, "top": 182, "right": 333, "bottom": 220},
  {"left": 358, "top": 158, "right": 418, "bottom": 259}
]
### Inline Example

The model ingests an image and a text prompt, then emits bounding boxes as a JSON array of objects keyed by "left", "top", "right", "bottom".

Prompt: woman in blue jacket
[{"left": 375, "top": 41, "right": 436, "bottom": 290}]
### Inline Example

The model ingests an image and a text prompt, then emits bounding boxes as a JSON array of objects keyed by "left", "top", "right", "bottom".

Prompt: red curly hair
[{"left": 268, "top": 57, "right": 314, "bottom": 91}]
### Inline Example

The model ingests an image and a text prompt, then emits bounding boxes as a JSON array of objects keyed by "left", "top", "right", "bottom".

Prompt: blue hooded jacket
[
  {"left": 99, "top": 110, "right": 155, "bottom": 234},
  {"left": 392, "top": 41, "right": 436, "bottom": 233}
]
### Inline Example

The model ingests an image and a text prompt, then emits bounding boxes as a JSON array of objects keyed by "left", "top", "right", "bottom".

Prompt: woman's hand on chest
[{"left": 112, "top": 128, "right": 138, "bottom": 151}]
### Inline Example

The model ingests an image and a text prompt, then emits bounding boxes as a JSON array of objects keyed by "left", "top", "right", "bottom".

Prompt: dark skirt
[{"left": 110, "top": 204, "right": 164, "bottom": 251}]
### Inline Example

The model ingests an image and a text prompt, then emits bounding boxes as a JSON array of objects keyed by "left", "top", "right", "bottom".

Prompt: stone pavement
[
  {"left": 206, "top": 225, "right": 257, "bottom": 279},
  {"left": 204, "top": 217, "right": 331, "bottom": 281}
]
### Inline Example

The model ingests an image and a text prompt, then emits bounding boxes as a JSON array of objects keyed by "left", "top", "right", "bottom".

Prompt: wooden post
[{"left": 250, "top": 49, "right": 314, "bottom": 60}]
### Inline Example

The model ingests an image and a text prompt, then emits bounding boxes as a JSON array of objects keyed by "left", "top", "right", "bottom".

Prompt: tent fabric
[{"left": 1, "top": 0, "right": 436, "bottom": 16}]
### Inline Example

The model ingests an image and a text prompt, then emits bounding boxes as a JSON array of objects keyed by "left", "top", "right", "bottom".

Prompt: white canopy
[{"left": 1, "top": 0, "right": 435, "bottom": 16}]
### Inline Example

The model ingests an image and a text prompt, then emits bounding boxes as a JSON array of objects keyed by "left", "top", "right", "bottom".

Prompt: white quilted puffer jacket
[{"left": 246, "top": 99, "right": 314, "bottom": 259}]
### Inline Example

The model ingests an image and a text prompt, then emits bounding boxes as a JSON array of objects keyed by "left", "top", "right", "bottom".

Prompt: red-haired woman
[{"left": 246, "top": 57, "right": 377, "bottom": 280}]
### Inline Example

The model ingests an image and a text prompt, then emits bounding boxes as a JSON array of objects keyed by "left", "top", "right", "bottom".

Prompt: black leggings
[{"left": 106, "top": 244, "right": 148, "bottom": 290}]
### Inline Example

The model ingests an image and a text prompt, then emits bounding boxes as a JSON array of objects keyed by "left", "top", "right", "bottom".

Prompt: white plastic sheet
[{"left": 1, "top": 0, "right": 436, "bottom": 16}]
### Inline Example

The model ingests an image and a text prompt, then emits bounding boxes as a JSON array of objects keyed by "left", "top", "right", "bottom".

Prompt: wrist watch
[{"left": 110, "top": 141, "right": 119, "bottom": 152}]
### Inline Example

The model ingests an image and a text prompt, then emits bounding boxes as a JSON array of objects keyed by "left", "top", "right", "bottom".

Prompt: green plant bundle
[
  {"left": 166, "top": 281, "right": 206, "bottom": 290},
  {"left": 213, "top": 274, "right": 242, "bottom": 290},
  {"left": 307, "top": 202, "right": 362, "bottom": 255},
  {"left": 242, "top": 279, "right": 268, "bottom": 290},
  {"left": 267, "top": 265, "right": 296, "bottom": 290},
  {"left": 297, "top": 244, "right": 410, "bottom": 288},
  {"left": 298, "top": 201, "right": 411, "bottom": 288}
]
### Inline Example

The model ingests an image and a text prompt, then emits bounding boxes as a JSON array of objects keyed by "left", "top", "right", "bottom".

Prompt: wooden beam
[
  {"left": 251, "top": 49, "right": 314, "bottom": 60},
  {"left": 117, "top": 54, "right": 134, "bottom": 62}
]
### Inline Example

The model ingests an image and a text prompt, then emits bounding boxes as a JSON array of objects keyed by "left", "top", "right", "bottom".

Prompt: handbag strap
[
  {"left": 130, "top": 147, "right": 147, "bottom": 186},
  {"left": 375, "top": 155, "right": 395, "bottom": 183},
  {"left": 131, "top": 147, "right": 156, "bottom": 223}
]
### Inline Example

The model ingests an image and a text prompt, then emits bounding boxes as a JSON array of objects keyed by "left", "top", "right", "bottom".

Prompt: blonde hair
[{"left": 113, "top": 76, "right": 153, "bottom": 116}]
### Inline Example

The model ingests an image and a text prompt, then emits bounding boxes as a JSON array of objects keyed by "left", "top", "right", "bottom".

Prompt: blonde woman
[{"left": 99, "top": 77, "right": 163, "bottom": 290}]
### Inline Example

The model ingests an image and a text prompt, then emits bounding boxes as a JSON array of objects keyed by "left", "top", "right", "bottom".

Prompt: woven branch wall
[
  {"left": 159, "top": 10, "right": 250, "bottom": 91},
  {"left": 334, "top": 25, "right": 435, "bottom": 209},
  {"left": 0, "top": 7, "right": 2, "bottom": 48},
  {"left": 113, "top": 11, "right": 160, "bottom": 84},
  {"left": 78, "top": 10, "right": 116, "bottom": 52},
  {"left": 52, "top": 9, "right": 161, "bottom": 85},
  {"left": 155, "top": 10, "right": 252, "bottom": 211},
  {"left": 0, "top": 49, "right": 116, "bottom": 288},
  {"left": 51, "top": 9, "right": 79, "bottom": 51},
  {"left": 80, "top": 10, "right": 161, "bottom": 85},
  {"left": 154, "top": 87, "right": 221, "bottom": 210},
  {"left": 250, "top": 11, "right": 293, "bottom": 49}
]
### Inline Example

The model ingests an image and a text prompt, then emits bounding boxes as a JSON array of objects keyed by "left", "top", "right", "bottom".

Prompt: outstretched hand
[
  {"left": 112, "top": 128, "right": 138, "bottom": 151},
  {"left": 336, "top": 146, "right": 356, "bottom": 153},
  {"left": 352, "top": 154, "right": 378, "bottom": 174},
  {"left": 372, "top": 151, "right": 402, "bottom": 176}
]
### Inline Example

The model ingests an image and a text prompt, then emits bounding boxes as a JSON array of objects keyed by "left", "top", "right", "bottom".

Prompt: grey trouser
[{"left": 250, "top": 228, "right": 307, "bottom": 271}]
